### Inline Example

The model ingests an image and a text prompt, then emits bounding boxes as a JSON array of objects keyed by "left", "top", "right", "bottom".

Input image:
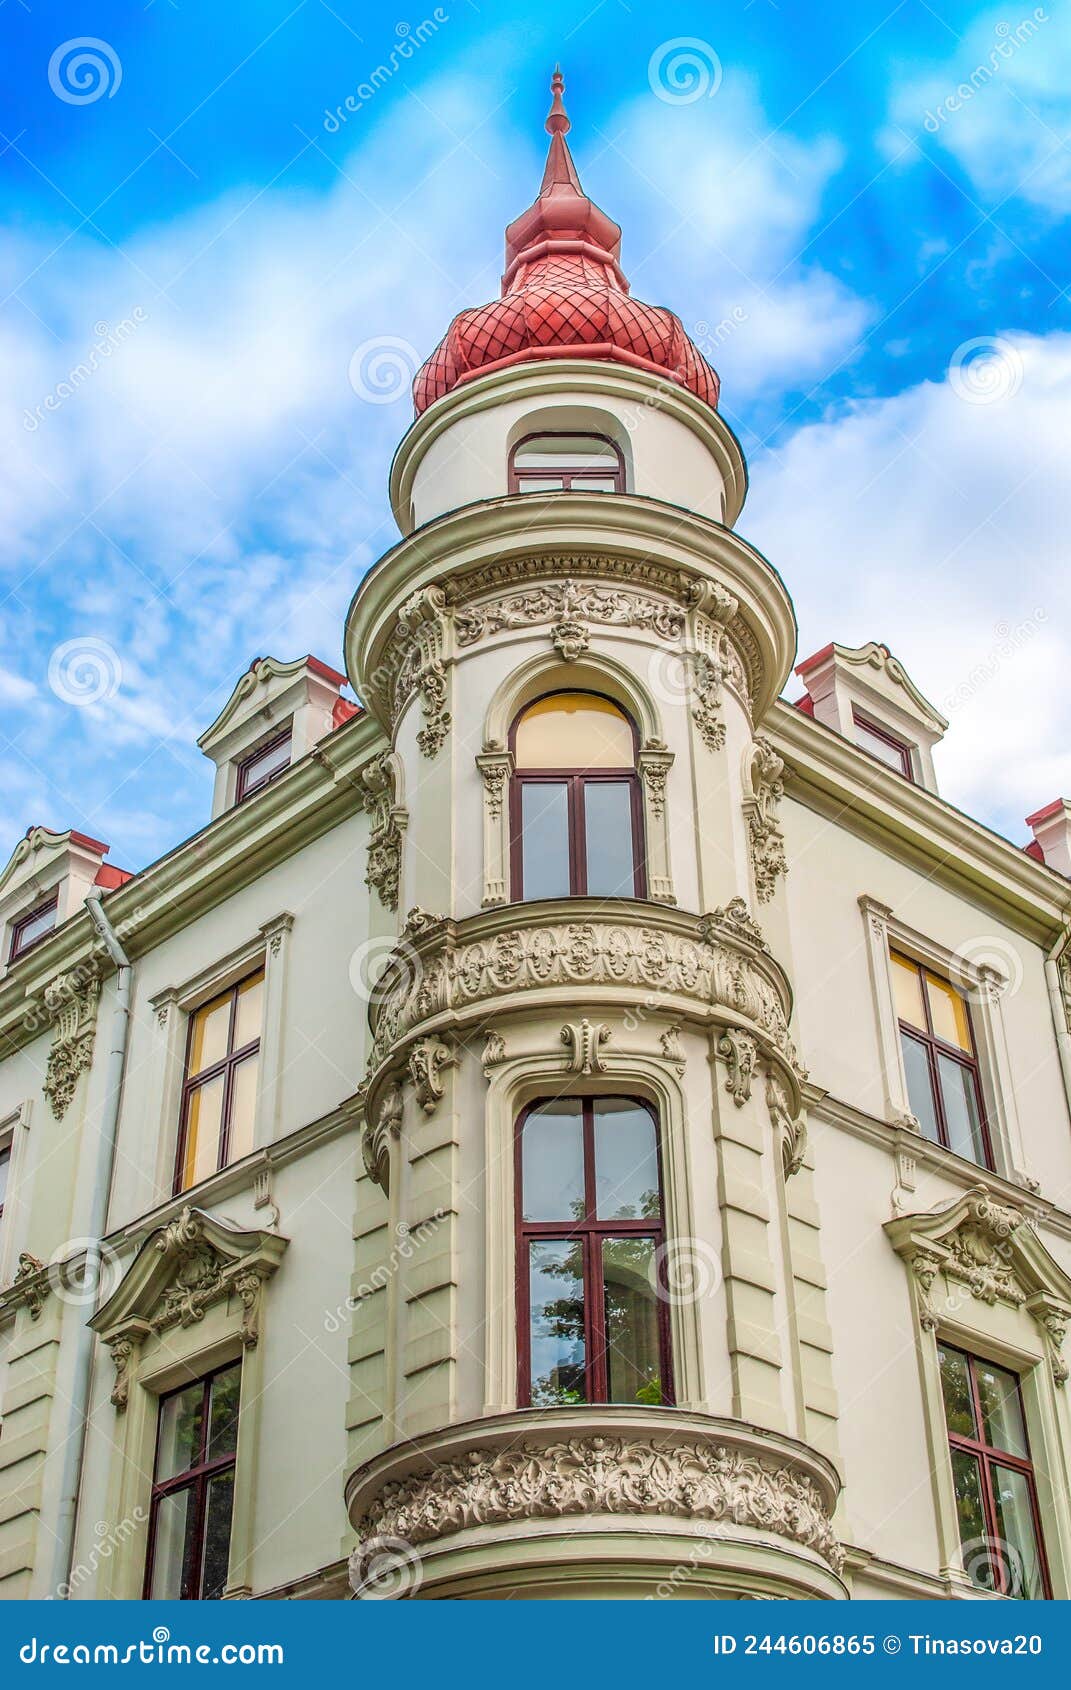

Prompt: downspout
[
  {"left": 1045, "top": 916, "right": 1071, "bottom": 1124},
  {"left": 49, "top": 891, "right": 132, "bottom": 1598}
]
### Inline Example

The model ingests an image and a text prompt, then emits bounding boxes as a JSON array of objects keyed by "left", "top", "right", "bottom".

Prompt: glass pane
[
  {"left": 516, "top": 476, "right": 566, "bottom": 493},
  {"left": 12, "top": 900, "right": 57, "bottom": 956},
  {"left": 583, "top": 781, "right": 637, "bottom": 896},
  {"left": 926, "top": 971, "right": 973, "bottom": 1052},
  {"left": 188, "top": 993, "right": 231, "bottom": 1077},
  {"left": 950, "top": 1448, "right": 993, "bottom": 1591},
  {"left": 515, "top": 694, "right": 633, "bottom": 770},
  {"left": 528, "top": 1240, "right": 586, "bottom": 1405},
  {"left": 515, "top": 435, "right": 618, "bottom": 468},
  {"left": 574, "top": 477, "right": 617, "bottom": 492},
  {"left": 937, "top": 1054, "right": 986, "bottom": 1164},
  {"left": 890, "top": 952, "right": 926, "bottom": 1030},
  {"left": 900, "top": 1032, "right": 940, "bottom": 1142},
  {"left": 234, "top": 971, "right": 264, "bottom": 1049},
  {"left": 594, "top": 1098, "right": 660, "bottom": 1220},
  {"left": 991, "top": 1464, "right": 1046, "bottom": 1598},
  {"left": 182, "top": 1074, "right": 225, "bottom": 1190},
  {"left": 0, "top": 1146, "right": 10, "bottom": 1213},
  {"left": 603, "top": 1237, "right": 662, "bottom": 1404},
  {"left": 149, "top": 1487, "right": 198, "bottom": 1599},
  {"left": 976, "top": 1361, "right": 1028, "bottom": 1458},
  {"left": 522, "top": 1100, "right": 585, "bottom": 1222},
  {"left": 519, "top": 782, "right": 571, "bottom": 899},
  {"left": 200, "top": 1472, "right": 236, "bottom": 1599},
  {"left": 854, "top": 717, "right": 908, "bottom": 772},
  {"left": 240, "top": 732, "right": 291, "bottom": 794},
  {"left": 938, "top": 1346, "right": 977, "bottom": 1439},
  {"left": 208, "top": 1365, "right": 241, "bottom": 1461},
  {"left": 156, "top": 1383, "right": 205, "bottom": 1482},
  {"left": 226, "top": 1054, "right": 259, "bottom": 1164}
]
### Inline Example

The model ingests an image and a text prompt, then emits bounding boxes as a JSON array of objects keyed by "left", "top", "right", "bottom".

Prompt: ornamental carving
[
  {"left": 151, "top": 1209, "right": 233, "bottom": 1334},
  {"left": 944, "top": 1194, "right": 1024, "bottom": 1307},
  {"left": 765, "top": 1071, "right": 807, "bottom": 1178},
  {"left": 352, "top": 1433, "right": 843, "bottom": 1576},
  {"left": 718, "top": 1028, "right": 757, "bottom": 1107},
  {"left": 561, "top": 1018, "right": 611, "bottom": 1075},
  {"left": 744, "top": 736, "right": 788, "bottom": 903},
  {"left": 42, "top": 967, "right": 101, "bottom": 1120},
  {"left": 107, "top": 1334, "right": 138, "bottom": 1411},
  {"left": 702, "top": 897, "right": 767, "bottom": 953},
  {"left": 453, "top": 577, "right": 687, "bottom": 649},
  {"left": 476, "top": 744, "right": 511, "bottom": 823},
  {"left": 365, "top": 912, "right": 798, "bottom": 1086},
  {"left": 396, "top": 585, "right": 451, "bottom": 757},
  {"left": 1, "top": 1252, "right": 49, "bottom": 1323},
  {"left": 638, "top": 741, "right": 673, "bottom": 821},
  {"left": 361, "top": 754, "right": 406, "bottom": 913},
  {"left": 362, "top": 1079, "right": 403, "bottom": 1191},
  {"left": 408, "top": 1038, "right": 455, "bottom": 1114},
  {"left": 660, "top": 1023, "right": 686, "bottom": 1075}
]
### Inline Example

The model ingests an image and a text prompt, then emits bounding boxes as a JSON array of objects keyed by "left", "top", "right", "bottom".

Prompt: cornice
[
  {"left": 0, "top": 714, "right": 385, "bottom": 1063},
  {"left": 345, "top": 493, "right": 796, "bottom": 723},
  {"left": 388, "top": 357, "right": 749, "bottom": 532},
  {"left": 769, "top": 700, "right": 1071, "bottom": 944}
]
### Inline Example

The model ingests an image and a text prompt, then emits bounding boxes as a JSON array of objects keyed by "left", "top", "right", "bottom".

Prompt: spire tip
[{"left": 546, "top": 65, "right": 570, "bottom": 136}]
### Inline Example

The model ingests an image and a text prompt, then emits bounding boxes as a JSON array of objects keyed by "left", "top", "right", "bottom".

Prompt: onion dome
[{"left": 412, "top": 70, "right": 720, "bottom": 414}]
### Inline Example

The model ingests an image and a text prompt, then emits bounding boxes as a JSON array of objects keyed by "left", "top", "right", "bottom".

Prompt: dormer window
[
  {"left": 9, "top": 891, "right": 58, "bottom": 963},
  {"left": 236, "top": 728, "right": 292, "bottom": 803},
  {"left": 852, "top": 710, "right": 914, "bottom": 781},
  {"left": 509, "top": 433, "right": 624, "bottom": 495}
]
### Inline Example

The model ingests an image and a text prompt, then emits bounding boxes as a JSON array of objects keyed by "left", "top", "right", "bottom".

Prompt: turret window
[
  {"left": 510, "top": 692, "right": 646, "bottom": 899},
  {"left": 509, "top": 433, "right": 625, "bottom": 494},
  {"left": 516, "top": 1096, "right": 672, "bottom": 1408}
]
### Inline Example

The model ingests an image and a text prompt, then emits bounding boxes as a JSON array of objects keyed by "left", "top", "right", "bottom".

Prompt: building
[{"left": 2, "top": 72, "right": 1071, "bottom": 1604}]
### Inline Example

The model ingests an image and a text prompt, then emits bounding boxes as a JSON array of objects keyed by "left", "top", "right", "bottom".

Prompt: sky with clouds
[{"left": 1, "top": 0, "right": 1068, "bottom": 870}]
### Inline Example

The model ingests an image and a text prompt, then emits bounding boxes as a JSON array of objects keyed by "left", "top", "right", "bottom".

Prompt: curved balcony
[{"left": 346, "top": 1407, "right": 846, "bottom": 1600}]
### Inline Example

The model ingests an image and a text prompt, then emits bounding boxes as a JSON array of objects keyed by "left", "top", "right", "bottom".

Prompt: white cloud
[{"left": 744, "top": 330, "right": 1071, "bottom": 844}]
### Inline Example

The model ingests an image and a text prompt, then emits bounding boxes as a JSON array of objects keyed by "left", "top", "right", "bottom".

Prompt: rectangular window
[
  {"left": 0, "top": 1139, "right": 10, "bottom": 1247},
  {"left": 852, "top": 710, "right": 913, "bottom": 780},
  {"left": 145, "top": 1362, "right": 241, "bottom": 1600},
  {"left": 939, "top": 1344, "right": 1050, "bottom": 1599},
  {"left": 890, "top": 950, "right": 992, "bottom": 1167},
  {"left": 9, "top": 892, "right": 58, "bottom": 962},
  {"left": 236, "top": 728, "right": 292, "bottom": 802},
  {"left": 175, "top": 969, "right": 264, "bottom": 1193}
]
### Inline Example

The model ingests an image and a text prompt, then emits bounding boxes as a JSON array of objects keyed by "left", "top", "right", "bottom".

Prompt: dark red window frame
[
  {"left": 235, "top": 727, "right": 292, "bottom": 803},
  {"left": 940, "top": 1344, "right": 1051, "bottom": 1599},
  {"left": 515, "top": 1096, "right": 674, "bottom": 1408},
  {"left": 852, "top": 709, "right": 914, "bottom": 780},
  {"left": 508, "top": 691, "right": 647, "bottom": 900},
  {"left": 143, "top": 1362, "right": 240, "bottom": 1600},
  {"left": 508, "top": 431, "right": 626, "bottom": 494},
  {"left": 8, "top": 891, "right": 59, "bottom": 963},
  {"left": 173, "top": 970, "right": 263, "bottom": 1195},
  {"left": 0, "top": 1139, "right": 10, "bottom": 1234},
  {"left": 894, "top": 952, "right": 994, "bottom": 1170}
]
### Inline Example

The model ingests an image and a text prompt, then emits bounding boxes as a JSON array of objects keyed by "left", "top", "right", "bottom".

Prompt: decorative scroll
[{"left": 744, "top": 737, "right": 788, "bottom": 903}]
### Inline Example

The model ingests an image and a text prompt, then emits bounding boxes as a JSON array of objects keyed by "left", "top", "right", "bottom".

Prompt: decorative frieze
[
  {"left": 744, "top": 737, "right": 788, "bottom": 903},
  {"left": 42, "top": 967, "right": 102, "bottom": 1120},
  {"left": 452, "top": 576, "right": 688, "bottom": 649}
]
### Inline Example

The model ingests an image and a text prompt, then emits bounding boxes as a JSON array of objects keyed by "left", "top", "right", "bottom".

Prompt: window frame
[
  {"left": 173, "top": 968, "right": 264, "bottom": 1195},
  {"left": 8, "top": 890, "right": 59, "bottom": 963},
  {"left": 514, "top": 1095, "right": 674, "bottom": 1409},
  {"left": 235, "top": 727, "right": 292, "bottom": 803},
  {"left": 508, "top": 690, "right": 647, "bottom": 901},
  {"left": 508, "top": 431, "right": 626, "bottom": 496},
  {"left": 940, "top": 1343, "right": 1052, "bottom": 1599},
  {"left": 892, "top": 949, "right": 994, "bottom": 1170},
  {"left": 143, "top": 1361, "right": 240, "bottom": 1601},
  {"left": 851, "top": 708, "right": 914, "bottom": 781},
  {"left": 0, "top": 1137, "right": 10, "bottom": 1238}
]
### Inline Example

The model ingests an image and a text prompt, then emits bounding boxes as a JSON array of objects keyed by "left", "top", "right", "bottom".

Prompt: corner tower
[{"left": 343, "top": 75, "right": 842, "bottom": 1601}]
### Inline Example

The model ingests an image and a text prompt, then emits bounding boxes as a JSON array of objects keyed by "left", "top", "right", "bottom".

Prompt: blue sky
[{"left": 1, "top": 0, "right": 1069, "bottom": 869}]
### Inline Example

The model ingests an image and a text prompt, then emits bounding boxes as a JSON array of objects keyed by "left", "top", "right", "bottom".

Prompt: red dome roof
[{"left": 412, "top": 72, "right": 720, "bottom": 415}]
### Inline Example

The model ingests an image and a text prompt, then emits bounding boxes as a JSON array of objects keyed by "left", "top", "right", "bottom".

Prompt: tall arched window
[
  {"left": 510, "top": 692, "right": 646, "bottom": 900},
  {"left": 516, "top": 1096, "right": 672, "bottom": 1407},
  {"left": 509, "top": 433, "right": 625, "bottom": 494}
]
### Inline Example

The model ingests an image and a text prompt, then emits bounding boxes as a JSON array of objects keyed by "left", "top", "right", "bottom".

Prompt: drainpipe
[
  {"left": 48, "top": 891, "right": 132, "bottom": 1599},
  {"left": 1045, "top": 918, "right": 1071, "bottom": 1126}
]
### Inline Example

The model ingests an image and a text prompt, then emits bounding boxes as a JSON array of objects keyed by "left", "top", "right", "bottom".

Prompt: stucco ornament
[
  {"left": 452, "top": 574, "right": 688, "bottom": 648},
  {"left": 476, "top": 744, "right": 510, "bottom": 822},
  {"left": 408, "top": 1038, "right": 455, "bottom": 1114},
  {"left": 744, "top": 736, "right": 788, "bottom": 903},
  {"left": 703, "top": 897, "right": 767, "bottom": 952},
  {"left": 353, "top": 1433, "right": 843, "bottom": 1575},
  {"left": 41, "top": 967, "right": 101, "bottom": 1120},
  {"left": 1, "top": 1252, "right": 50, "bottom": 1323},
  {"left": 361, "top": 754, "right": 406, "bottom": 913},
  {"left": 396, "top": 585, "right": 451, "bottom": 757},
  {"left": 717, "top": 1028, "right": 758, "bottom": 1106},
  {"left": 362, "top": 1078, "right": 404, "bottom": 1191},
  {"left": 765, "top": 1071, "right": 808, "bottom": 1177},
  {"left": 659, "top": 1023, "right": 686, "bottom": 1075},
  {"left": 637, "top": 740, "right": 673, "bottom": 821},
  {"left": 886, "top": 1188, "right": 1071, "bottom": 1385},
  {"left": 561, "top": 1018, "right": 611, "bottom": 1075}
]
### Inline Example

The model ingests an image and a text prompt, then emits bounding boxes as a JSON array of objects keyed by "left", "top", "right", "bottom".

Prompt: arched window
[
  {"left": 510, "top": 692, "right": 646, "bottom": 900},
  {"left": 516, "top": 1096, "right": 672, "bottom": 1407},
  {"left": 509, "top": 433, "right": 625, "bottom": 495}
]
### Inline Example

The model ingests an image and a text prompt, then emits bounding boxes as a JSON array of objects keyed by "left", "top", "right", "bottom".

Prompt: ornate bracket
[
  {"left": 743, "top": 736, "right": 788, "bottom": 904},
  {"left": 561, "top": 1018, "right": 611, "bottom": 1076},
  {"left": 361, "top": 753, "right": 407, "bottom": 913},
  {"left": 397, "top": 585, "right": 451, "bottom": 758},
  {"left": 476, "top": 741, "right": 515, "bottom": 908},
  {"left": 41, "top": 967, "right": 101, "bottom": 1120},
  {"left": 717, "top": 1028, "right": 757, "bottom": 1106},
  {"left": 766, "top": 1070, "right": 807, "bottom": 1177},
  {"left": 362, "top": 1078, "right": 403, "bottom": 1192},
  {"left": 408, "top": 1037, "right": 455, "bottom": 1114},
  {"left": 0, "top": 1252, "right": 50, "bottom": 1324}
]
